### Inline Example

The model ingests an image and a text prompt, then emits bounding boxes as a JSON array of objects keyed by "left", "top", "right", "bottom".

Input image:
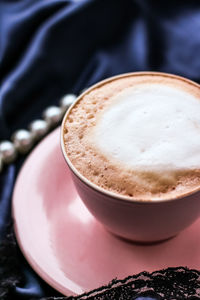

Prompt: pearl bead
[
  {"left": 43, "top": 106, "right": 63, "bottom": 127},
  {"left": 80, "top": 88, "right": 88, "bottom": 94},
  {"left": 0, "top": 141, "right": 17, "bottom": 163},
  {"left": 12, "top": 129, "right": 34, "bottom": 154},
  {"left": 60, "top": 94, "right": 76, "bottom": 113},
  {"left": 29, "top": 119, "right": 49, "bottom": 141}
]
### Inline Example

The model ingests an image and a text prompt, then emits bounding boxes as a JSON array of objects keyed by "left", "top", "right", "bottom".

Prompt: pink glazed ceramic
[{"left": 61, "top": 72, "right": 200, "bottom": 243}]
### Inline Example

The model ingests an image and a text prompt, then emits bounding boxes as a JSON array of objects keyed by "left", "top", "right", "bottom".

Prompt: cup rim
[{"left": 61, "top": 71, "right": 200, "bottom": 204}]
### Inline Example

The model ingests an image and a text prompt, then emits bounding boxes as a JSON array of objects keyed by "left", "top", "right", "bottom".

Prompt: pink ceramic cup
[{"left": 61, "top": 72, "right": 200, "bottom": 243}]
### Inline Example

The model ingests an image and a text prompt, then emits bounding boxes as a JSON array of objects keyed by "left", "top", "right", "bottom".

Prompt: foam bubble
[{"left": 91, "top": 84, "right": 200, "bottom": 172}]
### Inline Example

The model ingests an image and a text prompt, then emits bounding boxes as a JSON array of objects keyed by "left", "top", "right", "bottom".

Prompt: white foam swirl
[{"left": 92, "top": 84, "right": 200, "bottom": 171}]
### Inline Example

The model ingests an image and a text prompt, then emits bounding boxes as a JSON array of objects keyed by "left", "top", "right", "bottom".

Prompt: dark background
[{"left": 1, "top": 0, "right": 200, "bottom": 299}]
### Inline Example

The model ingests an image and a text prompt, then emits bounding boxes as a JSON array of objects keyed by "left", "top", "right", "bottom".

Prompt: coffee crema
[{"left": 63, "top": 73, "right": 200, "bottom": 200}]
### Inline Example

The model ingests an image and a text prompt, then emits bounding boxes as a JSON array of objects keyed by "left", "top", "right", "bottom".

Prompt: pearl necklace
[{"left": 0, "top": 94, "right": 76, "bottom": 172}]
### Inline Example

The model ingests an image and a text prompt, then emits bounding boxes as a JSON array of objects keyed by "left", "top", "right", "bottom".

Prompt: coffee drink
[{"left": 63, "top": 73, "right": 200, "bottom": 200}]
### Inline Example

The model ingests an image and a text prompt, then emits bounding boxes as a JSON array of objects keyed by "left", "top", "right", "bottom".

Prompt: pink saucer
[{"left": 12, "top": 127, "right": 200, "bottom": 296}]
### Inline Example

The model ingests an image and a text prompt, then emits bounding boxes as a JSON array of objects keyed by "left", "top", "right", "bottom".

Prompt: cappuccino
[{"left": 63, "top": 73, "right": 200, "bottom": 200}]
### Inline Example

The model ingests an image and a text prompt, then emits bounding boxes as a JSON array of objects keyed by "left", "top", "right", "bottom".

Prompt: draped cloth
[{"left": 1, "top": 0, "right": 200, "bottom": 299}]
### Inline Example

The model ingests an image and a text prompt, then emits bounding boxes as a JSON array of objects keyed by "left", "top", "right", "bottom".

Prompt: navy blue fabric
[{"left": 1, "top": 0, "right": 200, "bottom": 298}]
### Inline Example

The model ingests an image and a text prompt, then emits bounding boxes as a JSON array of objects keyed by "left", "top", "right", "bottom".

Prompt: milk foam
[
  {"left": 92, "top": 84, "right": 200, "bottom": 172},
  {"left": 65, "top": 75, "right": 200, "bottom": 199}
]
